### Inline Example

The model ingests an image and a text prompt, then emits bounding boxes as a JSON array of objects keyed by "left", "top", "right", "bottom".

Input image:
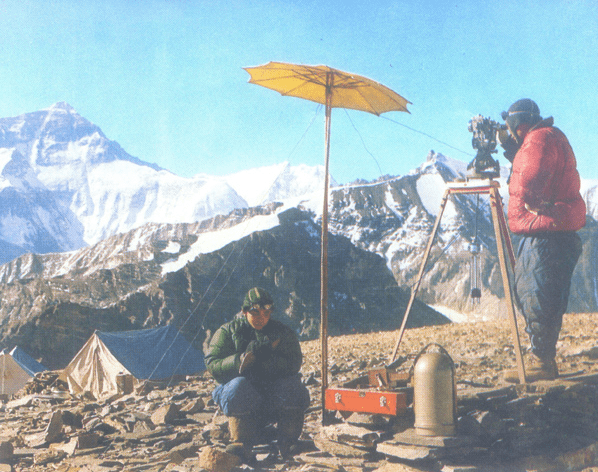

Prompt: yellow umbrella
[
  {"left": 243, "top": 61, "right": 411, "bottom": 115},
  {"left": 244, "top": 61, "right": 411, "bottom": 423}
]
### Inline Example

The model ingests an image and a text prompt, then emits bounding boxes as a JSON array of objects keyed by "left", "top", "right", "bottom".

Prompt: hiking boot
[
  {"left": 277, "top": 409, "right": 304, "bottom": 461},
  {"left": 224, "top": 442, "right": 250, "bottom": 461},
  {"left": 226, "top": 415, "right": 257, "bottom": 464},
  {"left": 502, "top": 356, "right": 558, "bottom": 383},
  {"left": 527, "top": 357, "right": 558, "bottom": 381}
]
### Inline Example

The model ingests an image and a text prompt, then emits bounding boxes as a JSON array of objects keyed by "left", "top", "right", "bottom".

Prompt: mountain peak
[
  {"left": 416, "top": 150, "right": 467, "bottom": 181},
  {"left": 46, "top": 102, "right": 77, "bottom": 114}
]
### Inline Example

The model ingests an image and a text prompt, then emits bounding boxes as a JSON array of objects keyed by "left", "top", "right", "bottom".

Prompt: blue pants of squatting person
[
  {"left": 212, "top": 374, "right": 310, "bottom": 418},
  {"left": 513, "top": 231, "right": 582, "bottom": 361}
]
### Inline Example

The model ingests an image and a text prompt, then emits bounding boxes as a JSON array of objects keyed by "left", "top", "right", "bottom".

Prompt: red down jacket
[{"left": 508, "top": 118, "right": 586, "bottom": 235}]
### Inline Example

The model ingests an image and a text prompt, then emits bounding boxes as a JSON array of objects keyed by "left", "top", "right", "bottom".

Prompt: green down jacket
[{"left": 205, "top": 314, "right": 303, "bottom": 385}]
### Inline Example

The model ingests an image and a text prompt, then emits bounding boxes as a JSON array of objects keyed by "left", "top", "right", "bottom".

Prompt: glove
[
  {"left": 239, "top": 351, "right": 256, "bottom": 374},
  {"left": 497, "top": 129, "right": 519, "bottom": 163},
  {"left": 239, "top": 338, "right": 281, "bottom": 375},
  {"left": 245, "top": 339, "right": 273, "bottom": 360}
]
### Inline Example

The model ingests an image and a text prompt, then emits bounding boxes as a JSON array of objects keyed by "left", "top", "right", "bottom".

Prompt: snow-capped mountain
[
  {"left": 0, "top": 103, "right": 328, "bottom": 262},
  {"left": 0, "top": 146, "right": 85, "bottom": 262},
  {"left": 324, "top": 151, "right": 598, "bottom": 318},
  {"left": 224, "top": 162, "right": 334, "bottom": 208},
  {"left": 581, "top": 179, "right": 598, "bottom": 222}
]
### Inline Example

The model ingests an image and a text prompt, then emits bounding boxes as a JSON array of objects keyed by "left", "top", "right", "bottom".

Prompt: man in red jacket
[{"left": 500, "top": 99, "right": 585, "bottom": 381}]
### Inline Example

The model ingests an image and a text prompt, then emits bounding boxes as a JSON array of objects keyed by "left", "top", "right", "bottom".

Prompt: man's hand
[
  {"left": 245, "top": 338, "right": 280, "bottom": 359},
  {"left": 498, "top": 129, "right": 519, "bottom": 163},
  {"left": 525, "top": 202, "right": 551, "bottom": 216},
  {"left": 239, "top": 338, "right": 280, "bottom": 374},
  {"left": 239, "top": 351, "right": 256, "bottom": 374},
  {"left": 525, "top": 203, "right": 540, "bottom": 216}
]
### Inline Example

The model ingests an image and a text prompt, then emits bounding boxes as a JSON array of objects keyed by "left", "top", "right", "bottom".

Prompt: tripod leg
[
  {"left": 495, "top": 196, "right": 516, "bottom": 268},
  {"left": 391, "top": 189, "right": 450, "bottom": 363},
  {"left": 490, "top": 188, "right": 526, "bottom": 384}
]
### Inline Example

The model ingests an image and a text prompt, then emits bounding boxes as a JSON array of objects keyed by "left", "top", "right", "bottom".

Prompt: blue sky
[{"left": 2, "top": 0, "right": 597, "bottom": 184}]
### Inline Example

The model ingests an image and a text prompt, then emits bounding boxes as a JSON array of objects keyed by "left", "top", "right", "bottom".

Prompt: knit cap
[
  {"left": 501, "top": 98, "right": 542, "bottom": 133},
  {"left": 242, "top": 287, "right": 273, "bottom": 310}
]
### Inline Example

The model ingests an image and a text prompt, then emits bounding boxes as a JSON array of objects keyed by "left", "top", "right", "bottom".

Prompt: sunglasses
[{"left": 247, "top": 303, "right": 273, "bottom": 316}]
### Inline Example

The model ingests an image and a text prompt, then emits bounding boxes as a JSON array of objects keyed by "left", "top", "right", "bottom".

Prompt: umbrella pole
[{"left": 320, "top": 77, "right": 332, "bottom": 425}]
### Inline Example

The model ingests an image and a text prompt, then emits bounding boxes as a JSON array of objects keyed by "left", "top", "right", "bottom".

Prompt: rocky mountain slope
[
  {"left": 325, "top": 152, "right": 598, "bottom": 317},
  {"left": 0, "top": 206, "right": 448, "bottom": 369}
]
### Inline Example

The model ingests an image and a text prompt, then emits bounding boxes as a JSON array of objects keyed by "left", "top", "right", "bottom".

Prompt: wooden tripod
[{"left": 390, "top": 179, "right": 527, "bottom": 384}]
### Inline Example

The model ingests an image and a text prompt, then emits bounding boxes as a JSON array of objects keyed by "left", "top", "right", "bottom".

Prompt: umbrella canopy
[
  {"left": 244, "top": 61, "right": 411, "bottom": 115},
  {"left": 244, "top": 61, "right": 410, "bottom": 424}
]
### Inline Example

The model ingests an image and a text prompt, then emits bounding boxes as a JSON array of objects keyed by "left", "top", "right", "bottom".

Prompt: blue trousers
[
  {"left": 212, "top": 374, "right": 310, "bottom": 418},
  {"left": 514, "top": 232, "right": 582, "bottom": 360}
]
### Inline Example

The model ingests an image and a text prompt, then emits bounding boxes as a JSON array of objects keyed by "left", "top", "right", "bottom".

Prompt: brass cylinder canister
[{"left": 413, "top": 343, "right": 456, "bottom": 436}]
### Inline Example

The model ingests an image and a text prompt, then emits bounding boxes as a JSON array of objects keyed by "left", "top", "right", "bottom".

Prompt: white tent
[
  {"left": 60, "top": 325, "right": 205, "bottom": 399},
  {"left": 0, "top": 346, "right": 47, "bottom": 396}
]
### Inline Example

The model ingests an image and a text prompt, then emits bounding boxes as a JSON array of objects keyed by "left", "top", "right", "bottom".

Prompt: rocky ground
[{"left": 0, "top": 312, "right": 598, "bottom": 472}]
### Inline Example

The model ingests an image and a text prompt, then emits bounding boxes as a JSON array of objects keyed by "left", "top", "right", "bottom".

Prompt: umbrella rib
[
  {"left": 359, "top": 84, "right": 409, "bottom": 114},
  {"left": 284, "top": 70, "right": 329, "bottom": 87},
  {"left": 342, "top": 88, "right": 378, "bottom": 115},
  {"left": 250, "top": 71, "right": 322, "bottom": 83},
  {"left": 279, "top": 82, "right": 314, "bottom": 97},
  {"left": 248, "top": 65, "right": 329, "bottom": 87}
]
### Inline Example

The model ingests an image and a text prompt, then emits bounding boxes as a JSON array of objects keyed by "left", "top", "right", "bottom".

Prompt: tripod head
[{"left": 466, "top": 115, "right": 507, "bottom": 179}]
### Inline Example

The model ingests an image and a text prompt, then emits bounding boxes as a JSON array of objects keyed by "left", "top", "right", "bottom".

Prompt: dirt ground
[
  {"left": 1, "top": 312, "right": 597, "bottom": 472},
  {"left": 300, "top": 312, "right": 598, "bottom": 390}
]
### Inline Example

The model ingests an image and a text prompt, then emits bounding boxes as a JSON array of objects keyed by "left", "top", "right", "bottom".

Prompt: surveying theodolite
[
  {"left": 466, "top": 114, "right": 507, "bottom": 179},
  {"left": 321, "top": 115, "right": 527, "bottom": 424}
]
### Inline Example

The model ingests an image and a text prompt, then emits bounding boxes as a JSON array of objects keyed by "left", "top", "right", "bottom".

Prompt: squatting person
[
  {"left": 204, "top": 287, "right": 310, "bottom": 461},
  {"left": 499, "top": 98, "right": 586, "bottom": 381}
]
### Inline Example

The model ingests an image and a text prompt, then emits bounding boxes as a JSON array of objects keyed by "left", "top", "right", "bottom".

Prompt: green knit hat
[{"left": 242, "top": 287, "right": 274, "bottom": 311}]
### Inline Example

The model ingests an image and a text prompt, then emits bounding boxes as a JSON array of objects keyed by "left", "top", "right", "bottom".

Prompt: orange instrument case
[{"left": 325, "top": 368, "right": 412, "bottom": 416}]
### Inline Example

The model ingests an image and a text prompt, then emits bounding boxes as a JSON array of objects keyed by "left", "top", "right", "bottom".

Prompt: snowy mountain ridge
[{"left": 0, "top": 103, "right": 328, "bottom": 263}]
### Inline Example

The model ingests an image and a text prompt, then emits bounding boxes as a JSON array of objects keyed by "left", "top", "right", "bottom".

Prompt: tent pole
[{"left": 320, "top": 73, "right": 332, "bottom": 426}]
